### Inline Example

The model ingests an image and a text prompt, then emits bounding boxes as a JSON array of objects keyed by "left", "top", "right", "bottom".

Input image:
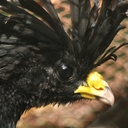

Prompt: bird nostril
[{"left": 93, "top": 86, "right": 104, "bottom": 90}]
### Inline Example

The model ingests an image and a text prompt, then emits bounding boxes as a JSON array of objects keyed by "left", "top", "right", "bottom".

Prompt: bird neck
[{"left": 0, "top": 86, "right": 27, "bottom": 128}]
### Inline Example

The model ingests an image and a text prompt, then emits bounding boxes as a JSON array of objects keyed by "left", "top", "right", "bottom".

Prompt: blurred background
[{"left": 11, "top": 0, "right": 128, "bottom": 128}]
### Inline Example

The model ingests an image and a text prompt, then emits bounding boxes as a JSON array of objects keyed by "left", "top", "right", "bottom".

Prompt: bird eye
[{"left": 57, "top": 65, "right": 73, "bottom": 81}]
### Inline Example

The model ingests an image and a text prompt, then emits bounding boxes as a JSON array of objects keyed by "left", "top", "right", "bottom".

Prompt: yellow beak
[{"left": 74, "top": 72, "right": 114, "bottom": 106}]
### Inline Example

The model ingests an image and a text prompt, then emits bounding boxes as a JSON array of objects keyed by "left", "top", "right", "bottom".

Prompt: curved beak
[{"left": 74, "top": 72, "right": 115, "bottom": 106}]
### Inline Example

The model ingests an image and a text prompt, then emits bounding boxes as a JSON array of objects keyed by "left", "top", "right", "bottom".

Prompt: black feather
[{"left": 0, "top": 0, "right": 127, "bottom": 128}]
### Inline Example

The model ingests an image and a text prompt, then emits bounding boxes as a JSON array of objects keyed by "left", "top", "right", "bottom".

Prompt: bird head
[
  {"left": 1, "top": 1, "right": 128, "bottom": 127},
  {"left": 36, "top": 51, "right": 114, "bottom": 106},
  {"left": 0, "top": 0, "right": 128, "bottom": 111}
]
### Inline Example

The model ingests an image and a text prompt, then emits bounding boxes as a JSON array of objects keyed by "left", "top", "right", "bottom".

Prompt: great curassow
[{"left": 0, "top": 0, "right": 128, "bottom": 128}]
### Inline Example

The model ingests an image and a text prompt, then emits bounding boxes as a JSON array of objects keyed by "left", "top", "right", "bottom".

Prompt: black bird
[{"left": 0, "top": 0, "right": 127, "bottom": 128}]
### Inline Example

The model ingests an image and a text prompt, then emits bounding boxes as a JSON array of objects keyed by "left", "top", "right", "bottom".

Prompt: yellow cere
[
  {"left": 74, "top": 85, "right": 96, "bottom": 99},
  {"left": 74, "top": 71, "right": 115, "bottom": 105},
  {"left": 87, "top": 72, "right": 107, "bottom": 90}
]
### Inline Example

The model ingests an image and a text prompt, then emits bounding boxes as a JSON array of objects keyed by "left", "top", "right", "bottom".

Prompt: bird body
[{"left": 0, "top": 0, "right": 128, "bottom": 128}]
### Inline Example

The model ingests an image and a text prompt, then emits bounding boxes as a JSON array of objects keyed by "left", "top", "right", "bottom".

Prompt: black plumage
[{"left": 0, "top": 0, "right": 128, "bottom": 128}]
